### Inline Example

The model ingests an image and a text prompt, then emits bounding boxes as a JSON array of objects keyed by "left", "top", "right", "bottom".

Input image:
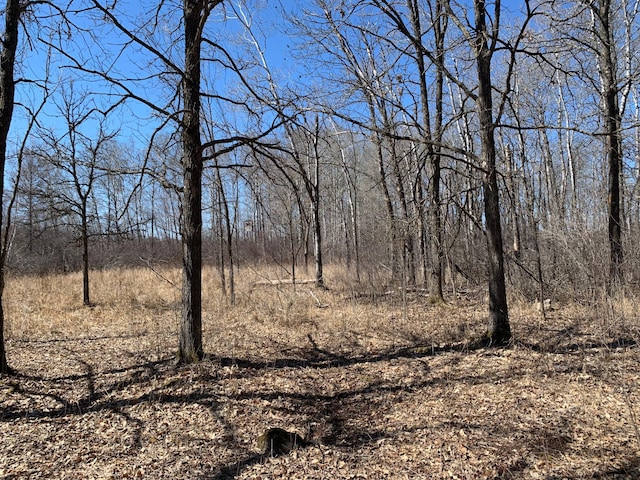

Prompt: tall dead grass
[
  {"left": 3, "top": 264, "right": 440, "bottom": 362},
  {"left": 4, "top": 264, "right": 640, "bottom": 356},
  {"left": 4, "top": 267, "right": 178, "bottom": 341}
]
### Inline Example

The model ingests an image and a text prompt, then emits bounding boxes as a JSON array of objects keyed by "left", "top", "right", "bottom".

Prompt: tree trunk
[
  {"left": 475, "top": 0, "right": 510, "bottom": 345},
  {"left": 429, "top": 0, "right": 447, "bottom": 301},
  {"left": 372, "top": 115, "right": 398, "bottom": 281},
  {"left": 413, "top": 3, "right": 445, "bottom": 299},
  {"left": 312, "top": 201, "right": 323, "bottom": 287},
  {"left": 338, "top": 138, "right": 361, "bottom": 283},
  {"left": 81, "top": 206, "right": 91, "bottom": 306},
  {"left": 595, "top": 0, "right": 623, "bottom": 287},
  {"left": 428, "top": 154, "right": 444, "bottom": 301},
  {"left": 311, "top": 123, "right": 324, "bottom": 288},
  {"left": 213, "top": 179, "right": 227, "bottom": 299},
  {"left": 216, "top": 166, "right": 235, "bottom": 304},
  {"left": 178, "top": 0, "right": 205, "bottom": 364},
  {"left": 0, "top": 0, "right": 20, "bottom": 375}
]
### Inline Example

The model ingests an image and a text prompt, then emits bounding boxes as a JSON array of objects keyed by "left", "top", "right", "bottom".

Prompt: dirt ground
[{"left": 1, "top": 268, "right": 639, "bottom": 479}]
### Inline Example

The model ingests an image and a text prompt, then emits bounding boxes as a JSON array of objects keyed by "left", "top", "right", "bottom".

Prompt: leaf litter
[{"left": 1, "top": 269, "right": 639, "bottom": 479}]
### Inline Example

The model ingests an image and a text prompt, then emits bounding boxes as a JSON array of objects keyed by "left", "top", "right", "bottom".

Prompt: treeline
[{"left": 8, "top": 119, "right": 639, "bottom": 301}]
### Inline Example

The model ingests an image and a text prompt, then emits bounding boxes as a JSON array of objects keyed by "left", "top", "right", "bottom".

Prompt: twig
[{"left": 140, "top": 257, "right": 177, "bottom": 288}]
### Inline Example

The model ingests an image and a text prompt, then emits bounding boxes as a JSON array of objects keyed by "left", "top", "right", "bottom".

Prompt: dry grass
[{"left": 1, "top": 265, "right": 639, "bottom": 479}]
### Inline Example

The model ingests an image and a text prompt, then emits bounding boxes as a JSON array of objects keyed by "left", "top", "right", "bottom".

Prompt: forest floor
[{"left": 1, "top": 266, "right": 639, "bottom": 479}]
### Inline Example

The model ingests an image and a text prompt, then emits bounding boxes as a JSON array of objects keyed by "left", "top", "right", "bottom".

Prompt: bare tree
[
  {"left": 319, "top": 0, "right": 526, "bottom": 341},
  {"left": 249, "top": 118, "right": 327, "bottom": 287},
  {"left": 231, "top": 4, "right": 328, "bottom": 287},
  {"left": 589, "top": 0, "right": 624, "bottom": 286},
  {"left": 296, "top": 1, "right": 408, "bottom": 284},
  {"left": 83, "top": 0, "right": 254, "bottom": 363},
  {"left": 177, "top": 0, "right": 224, "bottom": 363},
  {"left": 368, "top": 0, "right": 449, "bottom": 298},
  {"left": 0, "top": 0, "right": 20, "bottom": 375},
  {"left": 35, "top": 83, "right": 117, "bottom": 306},
  {"left": 542, "top": 0, "right": 639, "bottom": 290},
  {"left": 472, "top": 0, "right": 510, "bottom": 344},
  {"left": 332, "top": 126, "right": 363, "bottom": 282},
  {"left": 210, "top": 157, "right": 236, "bottom": 305},
  {"left": 425, "top": 0, "right": 448, "bottom": 302},
  {"left": 0, "top": 0, "right": 55, "bottom": 372}
]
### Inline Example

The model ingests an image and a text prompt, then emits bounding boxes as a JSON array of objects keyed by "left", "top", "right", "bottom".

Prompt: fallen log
[{"left": 251, "top": 279, "right": 318, "bottom": 287}]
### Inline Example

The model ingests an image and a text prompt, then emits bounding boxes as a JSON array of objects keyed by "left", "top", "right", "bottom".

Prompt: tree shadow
[
  {"left": 211, "top": 332, "right": 493, "bottom": 377},
  {"left": 1, "top": 356, "right": 176, "bottom": 421},
  {"left": 206, "top": 453, "right": 264, "bottom": 480},
  {"left": 515, "top": 331, "right": 639, "bottom": 355},
  {"left": 3, "top": 326, "right": 638, "bottom": 478},
  {"left": 203, "top": 324, "right": 640, "bottom": 477},
  {"left": 10, "top": 331, "right": 156, "bottom": 346}
]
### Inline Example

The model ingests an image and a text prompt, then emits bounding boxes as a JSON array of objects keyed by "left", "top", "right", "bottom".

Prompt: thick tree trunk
[
  {"left": 475, "top": 0, "right": 510, "bottom": 345},
  {"left": 178, "top": 0, "right": 204, "bottom": 363},
  {"left": 0, "top": 0, "right": 20, "bottom": 375},
  {"left": 596, "top": 0, "right": 623, "bottom": 287},
  {"left": 428, "top": 157, "right": 443, "bottom": 300},
  {"left": 429, "top": 0, "right": 446, "bottom": 302}
]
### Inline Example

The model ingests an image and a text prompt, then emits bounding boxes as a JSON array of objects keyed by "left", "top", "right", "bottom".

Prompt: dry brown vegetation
[{"left": 1, "top": 266, "right": 639, "bottom": 479}]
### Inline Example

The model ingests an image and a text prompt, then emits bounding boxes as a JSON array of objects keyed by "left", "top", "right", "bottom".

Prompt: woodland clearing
[{"left": 0, "top": 266, "right": 639, "bottom": 479}]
